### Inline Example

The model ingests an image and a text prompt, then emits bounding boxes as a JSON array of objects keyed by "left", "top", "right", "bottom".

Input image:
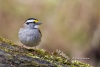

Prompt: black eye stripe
[
  {"left": 26, "top": 22, "right": 33, "bottom": 25},
  {"left": 33, "top": 22, "right": 36, "bottom": 23}
]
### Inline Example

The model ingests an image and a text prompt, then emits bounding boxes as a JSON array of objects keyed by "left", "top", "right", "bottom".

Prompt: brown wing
[{"left": 39, "top": 29, "right": 42, "bottom": 37}]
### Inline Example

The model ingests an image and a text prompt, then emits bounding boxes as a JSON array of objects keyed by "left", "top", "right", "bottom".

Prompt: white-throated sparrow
[{"left": 18, "top": 18, "right": 42, "bottom": 47}]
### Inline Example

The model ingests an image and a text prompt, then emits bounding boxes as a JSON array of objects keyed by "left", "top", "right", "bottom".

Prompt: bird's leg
[{"left": 19, "top": 44, "right": 25, "bottom": 51}]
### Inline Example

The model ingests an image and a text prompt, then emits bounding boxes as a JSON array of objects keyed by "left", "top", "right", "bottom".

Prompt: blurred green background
[{"left": 0, "top": 0, "right": 100, "bottom": 66}]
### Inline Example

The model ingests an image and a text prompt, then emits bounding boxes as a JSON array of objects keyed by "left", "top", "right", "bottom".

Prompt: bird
[{"left": 18, "top": 18, "right": 42, "bottom": 48}]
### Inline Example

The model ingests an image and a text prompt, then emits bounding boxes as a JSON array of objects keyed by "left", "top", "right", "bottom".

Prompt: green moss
[
  {"left": 0, "top": 36, "right": 15, "bottom": 46},
  {"left": 0, "top": 36, "right": 92, "bottom": 67},
  {"left": 71, "top": 60, "right": 92, "bottom": 67}
]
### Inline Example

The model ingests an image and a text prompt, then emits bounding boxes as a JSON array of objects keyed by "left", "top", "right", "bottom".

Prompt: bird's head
[{"left": 24, "top": 18, "right": 42, "bottom": 29}]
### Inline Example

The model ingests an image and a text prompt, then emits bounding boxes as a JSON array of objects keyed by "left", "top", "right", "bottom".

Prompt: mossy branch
[{"left": 0, "top": 36, "right": 92, "bottom": 67}]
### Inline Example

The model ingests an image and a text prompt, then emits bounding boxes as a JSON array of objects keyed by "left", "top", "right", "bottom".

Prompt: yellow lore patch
[{"left": 34, "top": 20, "right": 38, "bottom": 23}]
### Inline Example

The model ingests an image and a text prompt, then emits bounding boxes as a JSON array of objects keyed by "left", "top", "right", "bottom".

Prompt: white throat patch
[{"left": 34, "top": 25, "right": 39, "bottom": 28}]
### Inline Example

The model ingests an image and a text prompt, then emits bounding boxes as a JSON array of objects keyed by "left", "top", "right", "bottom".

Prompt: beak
[{"left": 35, "top": 22, "right": 42, "bottom": 25}]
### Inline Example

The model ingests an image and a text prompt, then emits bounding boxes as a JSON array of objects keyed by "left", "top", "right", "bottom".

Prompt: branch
[{"left": 0, "top": 36, "right": 92, "bottom": 67}]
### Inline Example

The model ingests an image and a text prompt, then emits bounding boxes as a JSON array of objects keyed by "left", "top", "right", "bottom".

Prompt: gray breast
[{"left": 19, "top": 28, "right": 41, "bottom": 47}]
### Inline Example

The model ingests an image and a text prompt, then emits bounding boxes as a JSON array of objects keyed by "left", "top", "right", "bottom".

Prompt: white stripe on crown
[{"left": 26, "top": 19, "right": 34, "bottom": 22}]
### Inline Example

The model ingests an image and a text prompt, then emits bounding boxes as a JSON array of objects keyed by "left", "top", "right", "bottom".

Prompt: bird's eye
[{"left": 26, "top": 23, "right": 29, "bottom": 25}]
